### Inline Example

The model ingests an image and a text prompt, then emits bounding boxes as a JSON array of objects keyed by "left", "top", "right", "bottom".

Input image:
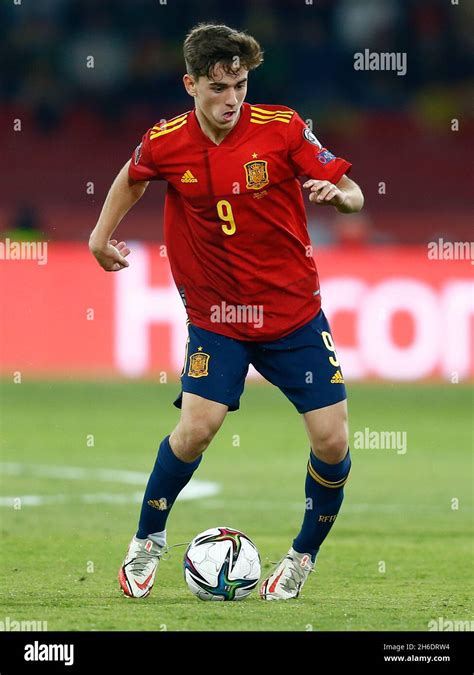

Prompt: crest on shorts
[
  {"left": 188, "top": 351, "right": 210, "bottom": 378},
  {"left": 244, "top": 160, "right": 269, "bottom": 190}
]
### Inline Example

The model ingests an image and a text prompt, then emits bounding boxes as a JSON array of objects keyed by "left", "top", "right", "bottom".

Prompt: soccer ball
[{"left": 184, "top": 526, "right": 261, "bottom": 601}]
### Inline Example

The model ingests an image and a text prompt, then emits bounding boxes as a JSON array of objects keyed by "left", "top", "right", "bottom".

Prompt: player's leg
[
  {"left": 119, "top": 322, "right": 250, "bottom": 598},
  {"left": 137, "top": 392, "right": 228, "bottom": 540},
  {"left": 250, "top": 309, "right": 350, "bottom": 599},
  {"left": 170, "top": 392, "right": 229, "bottom": 459},
  {"left": 136, "top": 392, "right": 227, "bottom": 544},
  {"left": 119, "top": 393, "right": 228, "bottom": 598},
  {"left": 292, "top": 398, "right": 351, "bottom": 561},
  {"left": 261, "top": 403, "right": 351, "bottom": 600}
]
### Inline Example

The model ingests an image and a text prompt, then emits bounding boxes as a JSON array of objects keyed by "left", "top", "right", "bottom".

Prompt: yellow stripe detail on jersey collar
[
  {"left": 250, "top": 106, "right": 294, "bottom": 117},
  {"left": 251, "top": 111, "right": 294, "bottom": 121},
  {"left": 150, "top": 116, "right": 188, "bottom": 139},
  {"left": 250, "top": 116, "right": 292, "bottom": 125},
  {"left": 152, "top": 113, "right": 188, "bottom": 131}
]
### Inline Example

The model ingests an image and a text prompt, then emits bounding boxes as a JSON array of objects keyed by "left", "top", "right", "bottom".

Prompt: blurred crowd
[{"left": 1, "top": 0, "right": 472, "bottom": 129}]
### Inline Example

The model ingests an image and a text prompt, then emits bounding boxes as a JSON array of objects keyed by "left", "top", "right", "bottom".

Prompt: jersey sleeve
[
  {"left": 128, "top": 128, "right": 163, "bottom": 181},
  {"left": 288, "top": 112, "right": 352, "bottom": 184}
]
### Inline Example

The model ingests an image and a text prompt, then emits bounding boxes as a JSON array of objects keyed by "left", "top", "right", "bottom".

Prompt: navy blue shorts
[{"left": 173, "top": 310, "right": 347, "bottom": 414}]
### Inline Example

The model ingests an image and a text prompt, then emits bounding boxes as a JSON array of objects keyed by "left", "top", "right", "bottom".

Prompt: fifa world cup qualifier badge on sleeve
[{"left": 188, "top": 349, "right": 210, "bottom": 378}]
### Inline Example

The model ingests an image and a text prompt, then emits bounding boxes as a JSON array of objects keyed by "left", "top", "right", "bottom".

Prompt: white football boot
[
  {"left": 260, "top": 547, "right": 314, "bottom": 600},
  {"left": 118, "top": 536, "right": 165, "bottom": 598}
]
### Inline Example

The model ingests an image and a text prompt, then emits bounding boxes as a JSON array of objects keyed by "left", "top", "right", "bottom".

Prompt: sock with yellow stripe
[{"left": 292, "top": 448, "right": 351, "bottom": 563}]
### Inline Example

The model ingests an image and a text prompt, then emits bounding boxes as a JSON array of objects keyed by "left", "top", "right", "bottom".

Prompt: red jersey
[{"left": 128, "top": 102, "right": 351, "bottom": 340}]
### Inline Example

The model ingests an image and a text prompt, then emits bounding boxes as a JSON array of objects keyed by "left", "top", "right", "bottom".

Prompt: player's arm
[
  {"left": 90, "top": 127, "right": 161, "bottom": 272},
  {"left": 287, "top": 111, "right": 364, "bottom": 214},
  {"left": 89, "top": 160, "right": 148, "bottom": 272},
  {"left": 303, "top": 174, "right": 364, "bottom": 213}
]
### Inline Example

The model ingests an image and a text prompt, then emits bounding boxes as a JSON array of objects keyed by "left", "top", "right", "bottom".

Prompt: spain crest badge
[
  {"left": 244, "top": 160, "right": 269, "bottom": 190},
  {"left": 188, "top": 351, "right": 210, "bottom": 378}
]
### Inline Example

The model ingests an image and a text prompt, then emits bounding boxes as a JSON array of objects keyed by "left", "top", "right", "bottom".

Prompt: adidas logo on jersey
[
  {"left": 330, "top": 370, "right": 345, "bottom": 384},
  {"left": 181, "top": 170, "right": 198, "bottom": 183}
]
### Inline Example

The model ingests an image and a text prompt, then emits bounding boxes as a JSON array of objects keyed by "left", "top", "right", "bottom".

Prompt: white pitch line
[
  {"left": 0, "top": 493, "right": 142, "bottom": 507},
  {"left": 1, "top": 462, "right": 155, "bottom": 485},
  {"left": 0, "top": 495, "right": 68, "bottom": 507},
  {"left": 0, "top": 462, "right": 220, "bottom": 506}
]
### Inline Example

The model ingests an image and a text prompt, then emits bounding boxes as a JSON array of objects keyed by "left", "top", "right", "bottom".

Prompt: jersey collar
[{"left": 187, "top": 102, "right": 251, "bottom": 148}]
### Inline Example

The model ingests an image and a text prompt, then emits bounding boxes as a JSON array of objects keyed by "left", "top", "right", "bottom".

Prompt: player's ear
[{"left": 183, "top": 73, "right": 197, "bottom": 97}]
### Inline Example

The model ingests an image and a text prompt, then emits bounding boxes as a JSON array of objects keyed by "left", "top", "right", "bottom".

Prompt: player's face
[{"left": 187, "top": 64, "right": 248, "bottom": 130}]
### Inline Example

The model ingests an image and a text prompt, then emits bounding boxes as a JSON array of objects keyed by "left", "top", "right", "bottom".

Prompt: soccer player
[{"left": 89, "top": 23, "right": 364, "bottom": 600}]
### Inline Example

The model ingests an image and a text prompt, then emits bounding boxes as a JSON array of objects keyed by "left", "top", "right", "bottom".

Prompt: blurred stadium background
[
  {"left": 0, "top": 0, "right": 472, "bottom": 632},
  {"left": 0, "top": 0, "right": 472, "bottom": 379}
]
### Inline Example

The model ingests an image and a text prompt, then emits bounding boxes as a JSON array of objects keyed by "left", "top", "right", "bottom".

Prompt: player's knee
[
  {"left": 312, "top": 428, "right": 348, "bottom": 464},
  {"left": 171, "top": 421, "right": 218, "bottom": 460}
]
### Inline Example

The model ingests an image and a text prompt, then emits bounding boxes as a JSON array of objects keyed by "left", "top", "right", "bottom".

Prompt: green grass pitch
[{"left": 0, "top": 380, "right": 472, "bottom": 631}]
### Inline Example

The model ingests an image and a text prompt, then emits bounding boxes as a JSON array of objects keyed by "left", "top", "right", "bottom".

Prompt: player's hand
[
  {"left": 89, "top": 239, "right": 131, "bottom": 272},
  {"left": 303, "top": 179, "right": 347, "bottom": 207}
]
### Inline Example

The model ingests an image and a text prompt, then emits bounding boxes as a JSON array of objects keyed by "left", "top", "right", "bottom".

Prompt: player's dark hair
[{"left": 184, "top": 23, "right": 264, "bottom": 80}]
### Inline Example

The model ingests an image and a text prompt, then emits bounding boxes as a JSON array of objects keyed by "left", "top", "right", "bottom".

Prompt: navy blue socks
[
  {"left": 137, "top": 436, "right": 350, "bottom": 562},
  {"left": 293, "top": 448, "right": 351, "bottom": 562}
]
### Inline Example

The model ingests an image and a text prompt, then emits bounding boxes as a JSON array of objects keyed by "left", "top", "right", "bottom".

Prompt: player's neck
[{"left": 194, "top": 106, "right": 241, "bottom": 145}]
